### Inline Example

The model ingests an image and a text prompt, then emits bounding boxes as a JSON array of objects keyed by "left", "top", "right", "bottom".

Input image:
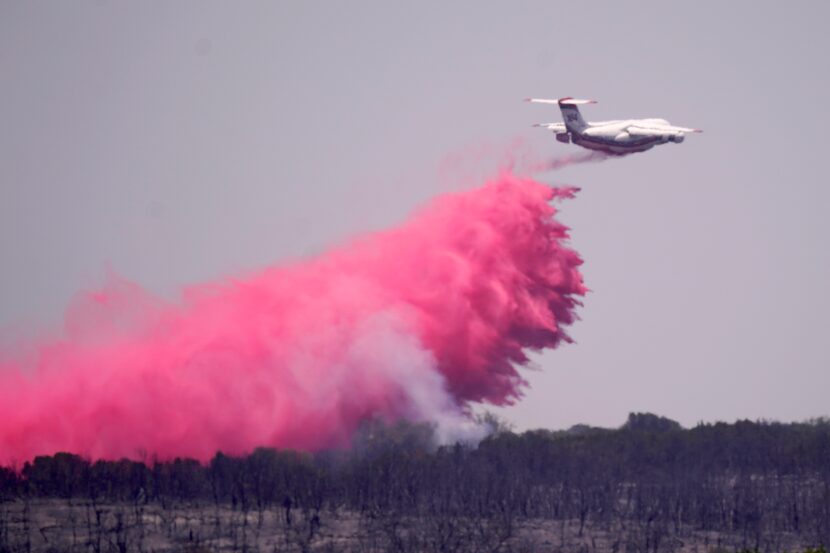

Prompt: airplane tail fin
[{"left": 525, "top": 97, "right": 596, "bottom": 132}]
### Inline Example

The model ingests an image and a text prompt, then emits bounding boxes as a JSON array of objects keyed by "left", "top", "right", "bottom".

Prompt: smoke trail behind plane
[
  {"left": 537, "top": 151, "right": 610, "bottom": 172},
  {"left": 0, "top": 170, "right": 586, "bottom": 465}
]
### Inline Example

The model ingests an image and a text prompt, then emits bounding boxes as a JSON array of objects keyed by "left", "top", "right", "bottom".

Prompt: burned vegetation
[{"left": 0, "top": 414, "right": 828, "bottom": 553}]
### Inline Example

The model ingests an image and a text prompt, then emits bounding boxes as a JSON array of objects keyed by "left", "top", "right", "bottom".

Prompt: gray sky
[{"left": 1, "top": 1, "right": 828, "bottom": 430}]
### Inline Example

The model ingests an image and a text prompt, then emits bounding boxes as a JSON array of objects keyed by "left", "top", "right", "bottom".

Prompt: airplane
[{"left": 525, "top": 97, "right": 701, "bottom": 155}]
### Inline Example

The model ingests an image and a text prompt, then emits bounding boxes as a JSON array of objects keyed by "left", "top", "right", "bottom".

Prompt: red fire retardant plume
[{"left": 0, "top": 171, "right": 585, "bottom": 465}]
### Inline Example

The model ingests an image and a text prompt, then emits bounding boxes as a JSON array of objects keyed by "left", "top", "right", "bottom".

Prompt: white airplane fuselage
[
  {"left": 528, "top": 97, "right": 700, "bottom": 156},
  {"left": 569, "top": 119, "right": 684, "bottom": 155}
]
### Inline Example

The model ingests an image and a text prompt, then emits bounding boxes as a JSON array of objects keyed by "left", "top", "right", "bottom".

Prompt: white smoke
[{"left": 345, "top": 311, "right": 489, "bottom": 446}]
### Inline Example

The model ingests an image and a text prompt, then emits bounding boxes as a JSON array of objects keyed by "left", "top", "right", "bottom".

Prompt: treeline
[{"left": 1, "top": 413, "right": 829, "bottom": 552}]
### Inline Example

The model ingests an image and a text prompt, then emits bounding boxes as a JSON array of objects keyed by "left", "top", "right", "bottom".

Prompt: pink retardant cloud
[{"left": 0, "top": 170, "right": 585, "bottom": 465}]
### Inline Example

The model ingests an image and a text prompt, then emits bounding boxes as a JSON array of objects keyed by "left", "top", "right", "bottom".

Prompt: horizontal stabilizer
[
  {"left": 559, "top": 97, "right": 597, "bottom": 105},
  {"left": 524, "top": 98, "right": 559, "bottom": 105},
  {"left": 524, "top": 97, "right": 597, "bottom": 105}
]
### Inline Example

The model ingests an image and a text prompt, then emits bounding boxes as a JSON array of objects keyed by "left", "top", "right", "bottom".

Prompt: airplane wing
[
  {"left": 532, "top": 122, "right": 567, "bottom": 133},
  {"left": 627, "top": 124, "right": 702, "bottom": 136},
  {"left": 671, "top": 126, "right": 703, "bottom": 133}
]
